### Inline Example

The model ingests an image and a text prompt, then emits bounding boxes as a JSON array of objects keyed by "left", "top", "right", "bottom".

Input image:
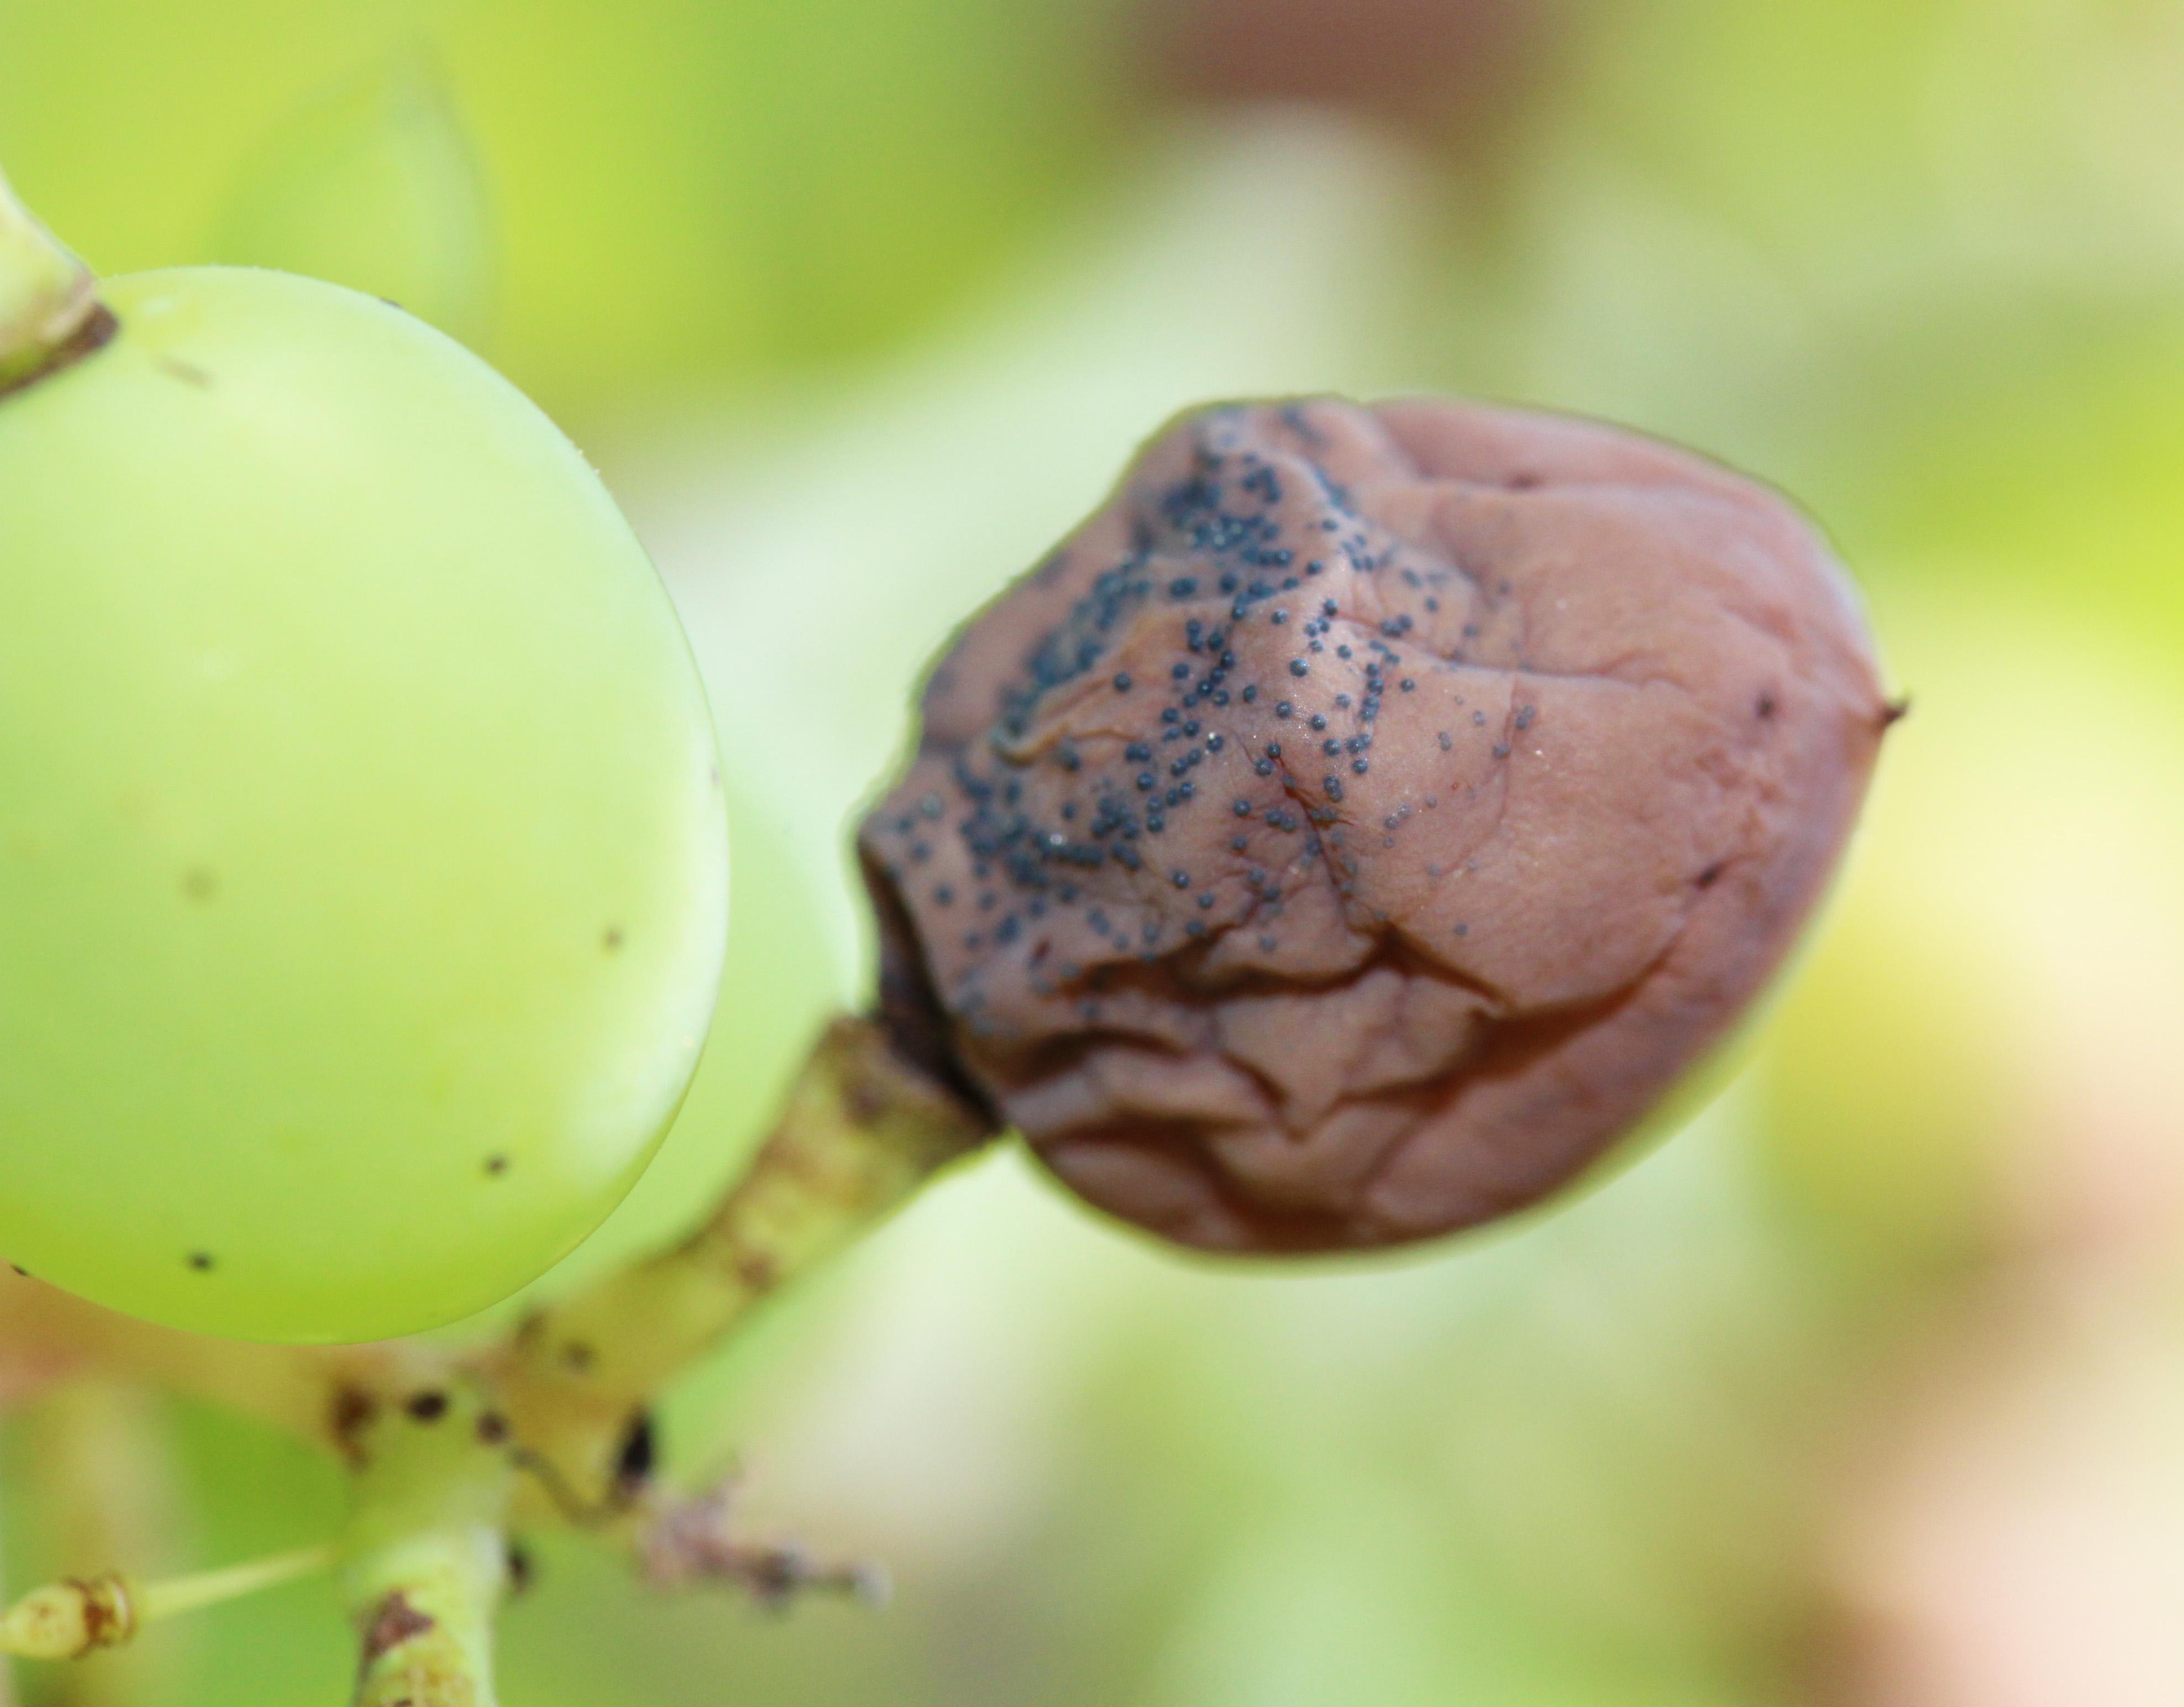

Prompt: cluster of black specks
[
  {"left": 868, "top": 405, "right": 1551, "bottom": 1013},
  {"left": 995, "top": 556, "right": 1159, "bottom": 739},
  {"left": 881, "top": 428, "right": 1356, "bottom": 974}
]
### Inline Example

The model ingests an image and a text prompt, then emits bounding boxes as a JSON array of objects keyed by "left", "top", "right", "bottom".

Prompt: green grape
[{"left": 0, "top": 266, "right": 729, "bottom": 1343}]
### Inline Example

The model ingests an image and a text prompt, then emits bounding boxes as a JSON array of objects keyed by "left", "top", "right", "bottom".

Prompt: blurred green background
[{"left": 5, "top": 0, "right": 2184, "bottom": 1701}]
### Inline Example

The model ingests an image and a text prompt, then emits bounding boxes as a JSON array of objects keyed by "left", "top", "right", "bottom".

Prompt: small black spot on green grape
[
  {"left": 181, "top": 867, "right": 218, "bottom": 902},
  {"left": 406, "top": 1390, "right": 449, "bottom": 1423},
  {"left": 485, "top": 1154, "right": 510, "bottom": 1177},
  {"left": 187, "top": 1252, "right": 214, "bottom": 1272}
]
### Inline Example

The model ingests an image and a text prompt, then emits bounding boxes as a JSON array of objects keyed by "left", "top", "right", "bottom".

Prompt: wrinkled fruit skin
[
  {"left": 863, "top": 397, "right": 1888, "bottom": 1253},
  {"left": 0, "top": 269, "right": 728, "bottom": 1342}
]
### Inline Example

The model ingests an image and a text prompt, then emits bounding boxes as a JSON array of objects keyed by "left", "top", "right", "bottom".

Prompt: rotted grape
[
  {"left": 0, "top": 265, "right": 728, "bottom": 1342},
  {"left": 863, "top": 397, "right": 1892, "bottom": 1253}
]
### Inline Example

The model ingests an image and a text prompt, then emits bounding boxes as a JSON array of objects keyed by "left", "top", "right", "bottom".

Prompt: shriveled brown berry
[{"left": 861, "top": 397, "right": 1891, "bottom": 1253}]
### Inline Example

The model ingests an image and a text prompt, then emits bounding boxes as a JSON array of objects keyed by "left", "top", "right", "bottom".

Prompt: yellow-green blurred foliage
[
  {"left": 5, "top": 0, "right": 2183, "bottom": 1702},
  {"left": 0, "top": 0, "right": 1129, "bottom": 419}
]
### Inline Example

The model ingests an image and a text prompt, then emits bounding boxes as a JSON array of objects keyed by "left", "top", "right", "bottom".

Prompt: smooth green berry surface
[{"left": 0, "top": 268, "right": 728, "bottom": 1343}]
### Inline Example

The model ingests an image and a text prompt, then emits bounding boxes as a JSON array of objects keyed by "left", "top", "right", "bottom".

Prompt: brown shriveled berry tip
[{"left": 860, "top": 397, "right": 1891, "bottom": 1254}]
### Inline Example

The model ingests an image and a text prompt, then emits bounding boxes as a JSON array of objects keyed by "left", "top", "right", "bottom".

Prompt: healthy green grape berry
[{"left": 0, "top": 257, "right": 728, "bottom": 1343}]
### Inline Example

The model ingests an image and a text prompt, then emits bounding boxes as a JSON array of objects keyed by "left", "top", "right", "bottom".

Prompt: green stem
[
  {"left": 340, "top": 1376, "right": 512, "bottom": 1707},
  {"left": 497, "top": 1016, "right": 994, "bottom": 1507},
  {"left": 136, "top": 1546, "right": 333, "bottom": 1624},
  {"left": 0, "top": 166, "right": 97, "bottom": 387},
  {"left": 0, "top": 1547, "right": 332, "bottom": 1661}
]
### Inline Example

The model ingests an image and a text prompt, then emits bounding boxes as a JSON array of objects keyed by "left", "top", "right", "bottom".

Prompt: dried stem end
[{"left": 0, "top": 166, "right": 101, "bottom": 390}]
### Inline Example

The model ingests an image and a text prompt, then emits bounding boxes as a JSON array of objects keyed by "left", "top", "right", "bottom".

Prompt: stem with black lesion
[
  {"left": 339, "top": 1376, "right": 513, "bottom": 1707},
  {"left": 0, "top": 1014, "right": 995, "bottom": 1699},
  {"left": 491, "top": 1015, "right": 994, "bottom": 1519}
]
